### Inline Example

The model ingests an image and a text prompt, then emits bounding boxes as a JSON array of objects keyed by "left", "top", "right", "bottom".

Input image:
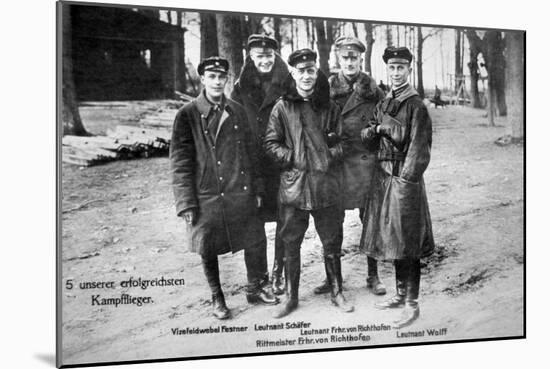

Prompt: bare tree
[
  {"left": 485, "top": 31, "right": 507, "bottom": 117},
  {"left": 61, "top": 3, "right": 87, "bottom": 136},
  {"left": 415, "top": 27, "right": 442, "bottom": 99},
  {"left": 504, "top": 31, "right": 524, "bottom": 140},
  {"left": 273, "top": 17, "right": 282, "bottom": 46},
  {"left": 363, "top": 23, "right": 375, "bottom": 75},
  {"left": 314, "top": 20, "right": 331, "bottom": 75},
  {"left": 465, "top": 30, "right": 483, "bottom": 108},
  {"left": 216, "top": 14, "right": 244, "bottom": 94},
  {"left": 200, "top": 13, "right": 218, "bottom": 59},
  {"left": 386, "top": 25, "right": 393, "bottom": 47}
]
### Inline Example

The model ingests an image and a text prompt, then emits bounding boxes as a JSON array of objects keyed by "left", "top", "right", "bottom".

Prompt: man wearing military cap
[
  {"left": 170, "top": 56, "right": 278, "bottom": 320},
  {"left": 313, "top": 36, "right": 387, "bottom": 297},
  {"left": 264, "top": 48, "right": 354, "bottom": 318},
  {"left": 360, "top": 46, "right": 434, "bottom": 328},
  {"left": 231, "top": 34, "right": 290, "bottom": 296}
]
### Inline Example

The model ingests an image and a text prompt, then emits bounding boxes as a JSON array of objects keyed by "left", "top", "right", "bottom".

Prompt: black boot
[
  {"left": 375, "top": 259, "right": 406, "bottom": 310},
  {"left": 326, "top": 254, "right": 354, "bottom": 313},
  {"left": 393, "top": 260, "right": 421, "bottom": 329},
  {"left": 366, "top": 256, "right": 387, "bottom": 295},
  {"left": 245, "top": 247, "right": 279, "bottom": 305},
  {"left": 271, "top": 235, "right": 285, "bottom": 295},
  {"left": 202, "top": 256, "right": 230, "bottom": 319},
  {"left": 313, "top": 259, "right": 332, "bottom": 295},
  {"left": 273, "top": 255, "right": 300, "bottom": 318}
]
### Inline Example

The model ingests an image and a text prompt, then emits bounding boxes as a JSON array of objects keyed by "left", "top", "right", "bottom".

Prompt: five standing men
[{"left": 171, "top": 33, "right": 433, "bottom": 328}]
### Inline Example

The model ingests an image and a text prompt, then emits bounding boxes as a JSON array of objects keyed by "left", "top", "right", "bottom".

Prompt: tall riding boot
[
  {"left": 273, "top": 255, "right": 300, "bottom": 318},
  {"left": 375, "top": 259, "right": 407, "bottom": 309},
  {"left": 366, "top": 256, "right": 387, "bottom": 295},
  {"left": 393, "top": 259, "right": 421, "bottom": 328},
  {"left": 313, "top": 258, "right": 332, "bottom": 295},
  {"left": 271, "top": 235, "right": 285, "bottom": 295},
  {"left": 327, "top": 254, "right": 354, "bottom": 312},
  {"left": 202, "top": 256, "right": 230, "bottom": 320},
  {"left": 244, "top": 247, "right": 279, "bottom": 305}
]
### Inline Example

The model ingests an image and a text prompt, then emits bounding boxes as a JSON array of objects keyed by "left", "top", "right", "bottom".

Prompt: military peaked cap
[
  {"left": 288, "top": 48, "right": 317, "bottom": 67},
  {"left": 334, "top": 36, "right": 366, "bottom": 54},
  {"left": 247, "top": 34, "right": 279, "bottom": 50},
  {"left": 197, "top": 56, "right": 229, "bottom": 75},
  {"left": 383, "top": 47, "right": 413, "bottom": 64}
]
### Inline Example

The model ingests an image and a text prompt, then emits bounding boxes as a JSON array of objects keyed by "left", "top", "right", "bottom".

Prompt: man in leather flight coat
[
  {"left": 170, "top": 57, "right": 278, "bottom": 320},
  {"left": 360, "top": 47, "right": 435, "bottom": 328},
  {"left": 264, "top": 49, "right": 354, "bottom": 318}
]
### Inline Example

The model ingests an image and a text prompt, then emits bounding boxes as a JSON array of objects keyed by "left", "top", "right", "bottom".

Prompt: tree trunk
[
  {"left": 167, "top": 10, "right": 172, "bottom": 25},
  {"left": 386, "top": 25, "right": 393, "bottom": 47},
  {"left": 200, "top": 13, "right": 219, "bottom": 60},
  {"left": 465, "top": 30, "right": 483, "bottom": 108},
  {"left": 61, "top": 4, "right": 87, "bottom": 136},
  {"left": 216, "top": 14, "right": 244, "bottom": 95},
  {"left": 273, "top": 17, "right": 282, "bottom": 47},
  {"left": 455, "top": 29, "right": 462, "bottom": 92},
  {"left": 364, "top": 23, "right": 375, "bottom": 75},
  {"left": 351, "top": 22, "right": 358, "bottom": 38},
  {"left": 314, "top": 20, "right": 331, "bottom": 76},
  {"left": 416, "top": 27, "right": 424, "bottom": 98},
  {"left": 484, "top": 31, "right": 507, "bottom": 116},
  {"left": 505, "top": 31, "right": 524, "bottom": 140}
]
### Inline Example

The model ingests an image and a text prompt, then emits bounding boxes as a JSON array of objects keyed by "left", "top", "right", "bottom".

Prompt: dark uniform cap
[
  {"left": 383, "top": 47, "right": 413, "bottom": 64},
  {"left": 334, "top": 36, "right": 366, "bottom": 54},
  {"left": 197, "top": 56, "right": 229, "bottom": 75},
  {"left": 247, "top": 34, "right": 279, "bottom": 50},
  {"left": 288, "top": 48, "right": 317, "bottom": 67}
]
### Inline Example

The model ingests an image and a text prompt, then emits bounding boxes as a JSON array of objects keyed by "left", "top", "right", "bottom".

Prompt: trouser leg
[
  {"left": 201, "top": 254, "right": 230, "bottom": 319},
  {"left": 374, "top": 259, "right": 407, "bottom": 309},
  {"left": 244, "top": 241, "right": 278, "bottom": 305},
  {"left": 312, "top": 206, "right": 353, "bottom": 312},
  {"left": 392, "top": 259, "right": 421, "bottom": 328},
  {"left": 273, "top": 206, "right": 308, "bottom": 318},
  {"left": 271, "top": 222, "right": 285, "bottom": 295}
]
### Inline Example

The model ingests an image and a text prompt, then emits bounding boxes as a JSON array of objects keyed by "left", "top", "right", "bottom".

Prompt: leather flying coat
[
  {"left": 329, "top": 71, "right": 385, "bottom": 209},
  {"left": 360, "top": 84, "right": 435, "bottom": 260},
  {"left": 170, "top": 92, "right": 266, "bottom": 256},
  {"left": 231, "top": 54, "right": 290, "bottom": 221},
  {"left": 264, "top": 71, "right": 344, "bottom": 211}
]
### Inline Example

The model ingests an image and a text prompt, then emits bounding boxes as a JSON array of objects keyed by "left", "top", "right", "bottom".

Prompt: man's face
[
  {"left": 387, "top": 62, "right": 411, "bottom": 88},
  {"left": 200, "top": 70, "right": 228, "bottom": 100},
  {"left": 250, "top": 48, "right": 276, "bottom": 74},
  {"left": 291, "top": 62, "right": 318, "bottom": 93},
  {"left": 338, "top": 53, "right": 363, "bottom": 78}
]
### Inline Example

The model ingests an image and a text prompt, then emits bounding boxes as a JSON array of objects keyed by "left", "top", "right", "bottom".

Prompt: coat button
[
  {"left": 234, "top": 125, "right": 238, "bottom": 129},
  {"left": 221, "top": 192, "right": 224, "bottom": 197},
  {"left": 204, "top": 129, "right": 209, "bottom": 134},
  {"left": 243, "top": 186, "right": 248, "bottom": 190},
  {"left": 212, "top": 145, "right": 215, "bottom": 150},
  {"left": 219, "top": 177, "right": 223, "bottom": 181},
  {"left": 217, "top": 161, "right": 222, "bottom": 166},
  {"left": 241, "top": 171, "right": 245, "bottom": 175}
]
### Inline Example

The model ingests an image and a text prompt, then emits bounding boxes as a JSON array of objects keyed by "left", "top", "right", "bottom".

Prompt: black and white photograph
[{"left": 54, "top": 0, "right": 527, "bottom": 367}]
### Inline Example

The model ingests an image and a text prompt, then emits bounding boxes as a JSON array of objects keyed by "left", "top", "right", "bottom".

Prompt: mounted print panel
[{"left": 57, "top": 0, "right": 525, "bottom": 367}]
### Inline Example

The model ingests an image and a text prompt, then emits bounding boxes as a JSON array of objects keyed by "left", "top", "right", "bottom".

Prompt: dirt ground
[{"left": 60, "top": 102, "right": 524, "bottom": 366}]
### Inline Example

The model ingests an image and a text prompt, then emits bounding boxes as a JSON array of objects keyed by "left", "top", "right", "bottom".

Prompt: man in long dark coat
[
  {"left": 360, "top": 47, "right": 434, "bottom": 328},
  {"left": 231, "top": 35, "right": 290, "bottom": 295},
  {"left": 170, "top": 57, "right": 278, "bottom": 320},
  {"left": 313, "top": 36, "right": 387, "bottom": 296},
  {"left": 265, "top": 49, "right": 354, "bottom": 318}
]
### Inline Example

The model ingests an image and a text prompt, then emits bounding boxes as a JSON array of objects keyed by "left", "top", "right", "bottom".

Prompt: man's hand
[
  {"left": 361, "top": 125, "right": 379, "bottom": 142},
  {"left": 182, "top": 208, "right": 197, "bottom": 225},
  {"left": 255, "top": 196, "right": 263, "bottom": 208}
]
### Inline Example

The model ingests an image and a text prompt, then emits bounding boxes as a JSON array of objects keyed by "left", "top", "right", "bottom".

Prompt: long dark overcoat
[
  {"left": 231, "top": 55, "right": 289, "bottom": 221},
  {"left": 264, "top": 72, "right": 343, "bottom": 211},
  {"left": 328, "top": 71, "right": 385, "bottom": 209},
  {"left": 360, "top": 84, "right": 435, "bottom": 260},
  {"left": 170, "top": 92, "right": 266, "bottom": 256}
]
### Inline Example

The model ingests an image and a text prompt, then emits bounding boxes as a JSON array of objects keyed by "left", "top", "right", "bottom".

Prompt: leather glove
[{"left": 361, "top": 125, "right": 379, "bottom": 142}]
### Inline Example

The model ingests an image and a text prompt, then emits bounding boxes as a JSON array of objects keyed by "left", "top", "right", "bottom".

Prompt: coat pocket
[{"left": 279, "top": 168, "right": 305, "bottom": 204}]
